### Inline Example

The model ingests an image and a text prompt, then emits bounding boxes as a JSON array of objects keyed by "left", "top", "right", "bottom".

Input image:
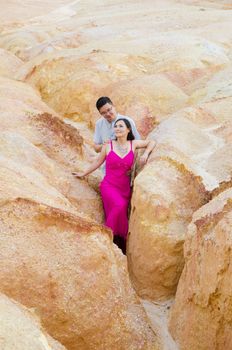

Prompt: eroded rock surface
[
  {"left": 1, "top": 1, "right": 232, "bottom": 349},
  {"left": 0, "top": 48, "right": 23, "bottom": 78},
  {"left": 169, "top": 188, "right": 232, "bottom": 350},
  {"left": 0, "top": 293, "right": 66, "bottom": 350},
  {"left": 0, "top": 77, "right": 103, "bottom": 221},
  {"left": 128, "top": 100, "right": 232, "bottom": 300},
  {"left": 0, "top": 198, "right": 159, "bottom": 350},
  {"left": 2, "top": 0, "right": 230, "bottom": 142},
  {"left": 128, "top": 157, "right": 209, "bottom": 300}
]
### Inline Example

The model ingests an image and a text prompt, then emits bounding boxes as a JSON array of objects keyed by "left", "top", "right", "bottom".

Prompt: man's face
[{"left": 99, "top": 103, "right": 116, "bottom": 122}]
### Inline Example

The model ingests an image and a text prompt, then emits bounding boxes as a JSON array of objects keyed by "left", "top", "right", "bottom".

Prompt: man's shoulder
[{"left": 95, "top": 117, "right": 106, "bottom": 126}]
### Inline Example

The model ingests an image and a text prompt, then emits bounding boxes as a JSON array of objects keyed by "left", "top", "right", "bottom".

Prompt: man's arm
[{"left": 93, "top": 121, "right": 103, "bottom": 152}]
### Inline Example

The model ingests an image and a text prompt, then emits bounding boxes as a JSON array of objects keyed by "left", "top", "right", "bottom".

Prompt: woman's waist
[{"left": 101, "top": 174, "right": 131, "bottom": 187}]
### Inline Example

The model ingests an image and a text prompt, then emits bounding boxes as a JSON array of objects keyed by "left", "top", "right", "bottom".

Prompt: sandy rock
[
  {"left": 99, "top": 74, "right": 188, "bottom": 138},
  {"left": 127, "top": 158, "right": 209, "bottom": 300},
  {"left": 142, "top": 299, "right": 178, "bottom": 350},
  {"left": 128, "top": 100, "right": 232, "bottom": 301},
  {"left": 0, "top": 48, "right": 23, "bottom": 77},
  {"left": 1, "top": 0, "right": 229, "bottom": 141},
  {"left": 169, "top": 188, "right": 232, "bottom": 350},
  {"left": 191, "top": 67, "right": 232, "bottom": 122},
  {"left": 18, "top": 33, "right": 227, "bottom": 126},
  {"left": 0, "top": 198, "right": 159, "bottom": 350},
  {"left": 0, "top": 0, "right": 73, "bottom": 24},
  {"left": 22, "top": 51, "right": 160, "bottom": 125},
  {"left": 0, "top": 293, "right": 66, "bottom": 350},
  {"left": 17, "top": 51, "right": 189, "bottom": 140},
  {"left": 0, "top": 77, "right": 103, "bottom": 221}
]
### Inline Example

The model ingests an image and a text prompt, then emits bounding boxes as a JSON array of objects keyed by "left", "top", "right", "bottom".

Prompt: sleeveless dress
[{"left": 100, "top": 141, "right": 134, "bottom": 239}]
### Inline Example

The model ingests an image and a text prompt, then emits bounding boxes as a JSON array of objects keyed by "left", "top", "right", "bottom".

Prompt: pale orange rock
[
  {"left": 169, "top": 188, "right": 232, "bottom": 350},
  {"left": 2, "top": 0, "right": 229, "bottom": 143},
  {"left": 99, "top": 74, "right": 188, "bottom": 138},
  {"left": 127, "top": 158, "right": 209, "bottom": 300},
  {"left": 0, "top": 48, "right": 23, "bottom": 77},
  {"left": 0, "top": 198, "right": 159, "bottom": 350},
  {"left": 21, "top": 51, "right": 160, "bottom": 124},
  {"left": 0, "top": 2, "right": 232, "bottom": 346},
  {"left": 0, "top": 0, "right": 73, "bottom": 23},
  {"left": 0, "top": 293, "right": 66, "bottom": 350},
  {"left": 191, "top": 67, "right": 232, "bottom": 122},
  {"left": 0, "top": 77, "right": 103, "bottom": 222},
  {"left": 128, "top": 101, "right": 232, "bottom": 300}
]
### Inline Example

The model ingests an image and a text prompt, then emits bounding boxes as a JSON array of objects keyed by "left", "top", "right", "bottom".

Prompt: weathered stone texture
[
  {"left": 169, "top": 188, "right": 232, "bottom": 350},
  {"left": 0, "top": 293, "right": 66, "bottom": 350},
  {"left": 127, "top": 157, "right": 209, "bottom": 300},
  {"left": 0, "top": 198, "right": 159, "bottom": 350}
]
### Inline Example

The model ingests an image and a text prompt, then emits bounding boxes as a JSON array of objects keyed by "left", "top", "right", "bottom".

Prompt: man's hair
[{"left": 96, "top": 96, "right": 113, "bottom": 110}]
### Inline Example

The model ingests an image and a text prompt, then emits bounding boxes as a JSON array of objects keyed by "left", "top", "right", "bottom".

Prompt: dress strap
[
  {"left": 130, "top": 140, "right": 132, "bottom": 151},
  {"left": 110, "top": 141, "right": 113, "bottom": 150}
]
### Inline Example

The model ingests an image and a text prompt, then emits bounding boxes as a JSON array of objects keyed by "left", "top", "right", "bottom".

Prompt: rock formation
[
  {"left": 169, "top": 188, "right": 232, "bottom": 350},
  {"left": 0, "top": 292, "right": 66, "bottom": 350},
  {"left": 1, "top": 1, "right": 232, "bottom": 349},
  {"left": 0, "top": 48, "right": 22, "bottom": 78},
  {"left": 128, "top": 101, "right": 232, "bottom": 300},
  {"left": 0, "top": 198, "right": 159, "bottom": 350},
  {"left": 0, "top": 77, "right": 103, "bottom": 221}
]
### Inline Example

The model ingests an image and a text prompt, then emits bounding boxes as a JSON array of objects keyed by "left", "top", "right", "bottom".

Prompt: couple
[{"left": 73, "top": 97, "right": 155, "bottom": 254}]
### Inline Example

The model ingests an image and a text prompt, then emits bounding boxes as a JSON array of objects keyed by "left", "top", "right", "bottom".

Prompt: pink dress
[{"left": 100, "top": 141, "right": 134, "bottom": 239}]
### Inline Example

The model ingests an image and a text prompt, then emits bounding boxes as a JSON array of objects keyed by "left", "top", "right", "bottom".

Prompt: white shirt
[{"left": 94, "top": 114, "right": 140, "bottom": 144}]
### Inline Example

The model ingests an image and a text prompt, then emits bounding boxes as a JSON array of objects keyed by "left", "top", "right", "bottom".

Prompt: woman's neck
[{"left": 116, "top": 136, "right": 128, "bottom": 145}]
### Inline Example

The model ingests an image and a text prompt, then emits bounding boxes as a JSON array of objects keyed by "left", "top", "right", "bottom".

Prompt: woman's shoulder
[{"left": 105, "top": 141, "right": 112, "bottom": 154}]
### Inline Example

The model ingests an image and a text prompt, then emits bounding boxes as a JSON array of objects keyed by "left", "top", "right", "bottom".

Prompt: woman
[{"left": 72, "top": 118, "right": 155, "bottom": 254}]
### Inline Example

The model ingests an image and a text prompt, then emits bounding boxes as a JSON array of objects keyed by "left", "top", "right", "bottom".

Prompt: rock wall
[
  {"left": 169, "top": 188, "right": 232, "bottom": 350},
  {"left": 1, "top": 1, "right": 232, "bottom": 349},
  {"left": 128, "top": 64, "right": 232, "bottom": 299},
  {"left": 0, "top": 292, "right": 66, "bottom": 350},
  {"left": 0, "top": 198, "right": 159, "bottom": 350}
]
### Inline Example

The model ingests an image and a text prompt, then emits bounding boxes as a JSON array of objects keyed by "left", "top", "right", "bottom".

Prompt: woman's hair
[{"left": 114, "top": 118, "right": 135, "bottom": 140}]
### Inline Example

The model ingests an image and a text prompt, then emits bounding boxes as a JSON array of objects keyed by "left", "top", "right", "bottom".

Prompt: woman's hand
[{"left": 72, "top": 171, "right": 85, "bottom": 179}]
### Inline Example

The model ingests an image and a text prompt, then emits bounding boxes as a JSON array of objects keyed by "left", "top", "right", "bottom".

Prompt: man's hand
[{"left": 94, "top": 140, "right": 110, "bottom": 153}]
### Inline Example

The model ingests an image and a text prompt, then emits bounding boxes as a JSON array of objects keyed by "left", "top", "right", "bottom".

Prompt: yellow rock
[
  {"left": 0, "top": 198, "right": 160, "bottom": 350},
  {"left": 169, "top": 188, "right": 232, "bottom": 350},
  {"left": 0, "top": 292, "right": 66, "bottom": 350}
]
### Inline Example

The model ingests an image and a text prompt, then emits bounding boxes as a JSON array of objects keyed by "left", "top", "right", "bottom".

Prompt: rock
[
  {"left": 99, "top": 74, "right": 188, "bottom": 138},
  {"left": 0, "top": 292, "right": 66, "bottom": 350},
  {"left": 128, "top": 99, "right": 232, "bottom": 301},
  {"left": 191, "top": 67, "right": 232, "bottom": 122},
  {"left": 0, "top": 198, "right": 159, "bottom": 350},
  {"left": 0, "top": 77, "right": 103, "bottom": 222},
  {"left": 21, "top": 51, "right": 161, "bottom": 125},
  {"left": 127, "top": 158, "right": 209, "bottom": 300},
  {"left": 169, "top": 187, "right": 232, "bottom": 350},
  {"left": 0, "top": 48, "right": 22, "bottom": 78}
]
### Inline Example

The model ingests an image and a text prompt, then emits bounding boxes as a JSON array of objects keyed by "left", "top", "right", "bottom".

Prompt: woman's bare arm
[
  {"left": 72, "top": 145, "right": 107, "bottom": 178},
  {"left": 133, "top": 139, "right": 156, "bottom": 165}
]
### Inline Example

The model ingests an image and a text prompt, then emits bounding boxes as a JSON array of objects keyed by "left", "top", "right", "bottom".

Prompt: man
[{"left": 94, "top": 96, "right": 140, "bottom": 152}]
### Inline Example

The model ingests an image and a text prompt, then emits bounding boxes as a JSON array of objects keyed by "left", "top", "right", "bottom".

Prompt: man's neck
[{"left": 106, "top": 117, "right": 116, "bottom": 124}]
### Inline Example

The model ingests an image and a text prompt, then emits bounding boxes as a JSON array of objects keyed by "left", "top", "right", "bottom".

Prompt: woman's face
[{"left": 114, "top": 120, "right": 130, "bottom": 137}]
